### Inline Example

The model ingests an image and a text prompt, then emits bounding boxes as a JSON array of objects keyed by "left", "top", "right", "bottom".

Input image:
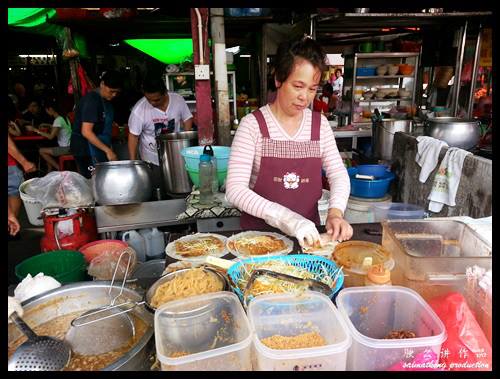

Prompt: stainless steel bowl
[
  {"left": 424, "top": 117, "right": 480, "bottom": 150},
  {"left": 91, "top": 160, "right": 153, "bottom": 205},
  {"left": 7, "top": 282, "right": 154, "bottom": 371}
]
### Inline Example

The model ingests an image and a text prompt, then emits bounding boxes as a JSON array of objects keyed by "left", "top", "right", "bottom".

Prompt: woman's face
[{"left": 275, "top": 58, "right": 321, "bottom": 117}]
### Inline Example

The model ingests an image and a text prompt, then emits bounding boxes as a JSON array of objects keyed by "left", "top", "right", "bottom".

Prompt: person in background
[
  {"left": 8, "top": 204, "right": 20, "bottom": 236},
  {"left": 17, "top": 100, "right": 52, "bottom": 130},
  {"left": 26, "top": 98, "right": 72, "bottom": 173},
  {"left": 7, "top": 96, "right": 22, "bottom": 137},
  {"left": 8, "top": 134, "right": 37, "bottom": 219},
  {"left": 128, "top": 74, "right": 193, "bottom": 197},
  {"left": 70, "top": 70, "right": 123, "bottom": 178},
  {"left": 226, "top": 36, "right": 352, "bottom": 248},
  {"left": 330, "top": 68, "right": 344, "bottom": 97}
]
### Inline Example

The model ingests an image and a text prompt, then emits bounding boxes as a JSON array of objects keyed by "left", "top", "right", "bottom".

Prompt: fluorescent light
[
  {"left": 19, "top": 54, "right": 53, "bottom": 58},
  {"left": 226, "top": 46, "right": 240, "bottom": 54},
  {"left": 240, "top": 54, "right": 251, "bottom": 58}
]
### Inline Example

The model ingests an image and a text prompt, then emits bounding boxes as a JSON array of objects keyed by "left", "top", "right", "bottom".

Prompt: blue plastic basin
[{"left": 348, "top": 165, "right": 395, "bottom": 198}]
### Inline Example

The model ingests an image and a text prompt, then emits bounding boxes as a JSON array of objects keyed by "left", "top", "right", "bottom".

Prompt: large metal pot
[
  {"left": 91, "top": 160, "right": 153, "bottom": 205},
  {"left": 424, "top": 117, "right": 480, "bottom": 150},
  {"left": 8, "top": 282, "right": 154, "bottom": 371},
  {"left": 372, "top": 119, "right": 413, "bottom": 160}
]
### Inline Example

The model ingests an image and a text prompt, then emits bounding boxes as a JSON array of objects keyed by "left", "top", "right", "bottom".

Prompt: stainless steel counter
[{"left": 94, "top": 199, "right": 193, "bottom": 233}]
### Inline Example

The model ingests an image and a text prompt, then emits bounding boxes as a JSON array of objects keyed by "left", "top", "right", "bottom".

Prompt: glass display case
[{"left": 343, "top": 52, "right": 420, "bottom": 125}]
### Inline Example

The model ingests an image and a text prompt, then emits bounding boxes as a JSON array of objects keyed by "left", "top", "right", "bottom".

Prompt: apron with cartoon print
[{"left": 240, "top": 109, "right": 323, "bottom": 230}]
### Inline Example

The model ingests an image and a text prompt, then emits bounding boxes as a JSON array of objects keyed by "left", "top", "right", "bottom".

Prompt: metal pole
[
  {"left": 210, "top": 8, "right": 231, "bottom": 146},
  {"left": 467, "top": 25, "right": 482, "bottom": 118},
  {"left": 452, "top": 21, "right": 467, "bottom": 117}
]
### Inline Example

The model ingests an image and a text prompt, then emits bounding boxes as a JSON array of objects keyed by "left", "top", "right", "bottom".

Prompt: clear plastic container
[
  {"left": 364, "top": 264, "right": 392, "bottom": 286},
  {"left": 155, "top": 291, "right": 252, "bottom": 371},
  {"left": 381, "top": 220, "right": 492, "bottom": 301},
  {"left": 373, "top": 202, "right": 425, "bottom": 221},
  {"left": 336, "top": 286, "right": 447, "bottom": 371},
  {"left": 248, "top": 291, "right": 351, "bottom": 371}
]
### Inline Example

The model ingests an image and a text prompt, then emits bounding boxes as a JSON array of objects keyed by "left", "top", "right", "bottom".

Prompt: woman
[
  {"left": 226, "top": 36, "right": 352, "bottom": 248},
  {"left": 27, "top": 98, "right": 72, "bottom": 172},
  {"left": 330, "top": 68, "right": 343, "bottom": 96}
]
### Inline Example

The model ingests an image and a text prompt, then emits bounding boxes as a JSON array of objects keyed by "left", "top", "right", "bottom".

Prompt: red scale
[{"left": 40, "top": 208, "right": 98, "bottom": 252}]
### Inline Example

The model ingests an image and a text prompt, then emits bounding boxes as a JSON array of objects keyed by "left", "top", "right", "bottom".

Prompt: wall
[{"left": 390, "top": 132, "right": 492, "bottom": 218}]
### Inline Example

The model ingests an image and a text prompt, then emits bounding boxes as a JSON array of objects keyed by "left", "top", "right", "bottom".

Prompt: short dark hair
[
  {"left": 274, "top": 36, "right": 327, "bottom": 85},
  {"left": 100, "top": 70, "right": 123, "bottom": 89},
  {"left": 142, "top": 74, "right": 166, "bottom": 95},
  {"left": 335, "top": 68, "right": 343, "bottom": 75},
  {"left": 42, "top": 97, "right": 66, "bottom": 116}
]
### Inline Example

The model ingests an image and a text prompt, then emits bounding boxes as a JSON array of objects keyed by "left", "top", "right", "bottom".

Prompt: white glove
[
  {"left": 8, "top": 296, "right": 23, "bottom": 322},
  {"left": 263, "top": 202, "right": 321, "bottom": 248}
]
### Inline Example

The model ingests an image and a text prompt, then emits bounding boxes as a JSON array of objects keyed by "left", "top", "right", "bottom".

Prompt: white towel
[
  {"left": 428, "top": 147, "right": 472, "bottom": 213},
  {"left": 416, "top": 136, "right": 449, "bottom": 183}
]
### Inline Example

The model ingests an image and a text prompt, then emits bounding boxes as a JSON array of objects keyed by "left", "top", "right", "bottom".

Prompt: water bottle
[
  {"left": 149, "top": 227, "right": 166, "bottom": 260},
  {"left": 199, "top": 154, "right": 214, "bottom": 206},
  {"left": 138, "top": 228, "right": 153, "bottom": 258},
  {"left": 122, "top": 230, "right": 146, "bottom": 262},
  {"left": 203, "top": 145, "right": 219, "bottom": 193}
]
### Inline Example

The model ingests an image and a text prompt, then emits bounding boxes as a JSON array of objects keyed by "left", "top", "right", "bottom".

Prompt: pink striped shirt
[{"left": 226, "top": 104, "right": 350, "bottom": 219}]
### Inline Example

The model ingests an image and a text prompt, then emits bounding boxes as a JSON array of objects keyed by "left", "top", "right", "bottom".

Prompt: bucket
[
  {"left": 181, "top": 146, "right": 231, "bottom": 172},
  {"left": 344, "top": 194, "right": 392, "bottom": 224},
  {"left": 156, "top": 131, "right": 198, "bottom": 194},
  {"left": 15, "top": 250, "right": 87, "bottom": 284},
  {"left": 186, "top": 166, "right": 228, "bottom": 188},
  {"left": 19, "top": 179, "right": 44, "bottom": 226},
  {"left": 372, "top": 119, "right": 413, "bottom": 161}
]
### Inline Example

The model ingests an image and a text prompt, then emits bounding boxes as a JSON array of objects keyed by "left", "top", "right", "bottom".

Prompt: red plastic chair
[{"left": 58, "top": 154, "right": 76, "bottom": 171}]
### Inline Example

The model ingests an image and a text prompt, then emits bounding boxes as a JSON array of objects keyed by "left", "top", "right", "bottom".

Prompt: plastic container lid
[
  {"left": 333, "top": 240, "right": 394, "bottom": 275},
  {"left": 366, "top": 264, "right": 391, "bottom": 284}
]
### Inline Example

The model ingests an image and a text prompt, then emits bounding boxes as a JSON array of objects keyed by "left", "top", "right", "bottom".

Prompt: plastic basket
[
  {"left": 19, "top": 178, "right": 44, "bottom": 226},
  {"left": 186, "top": 166, "right": 227, "bottom": 187},
  {"left": 181, "top": 146, "right": 231, "bottom": 171},
  {"left": 15, "top": 250, "right": 87, "bottom": 284},
  {"left": 78, "top": 239, "right": 129, "bottom": 263},
  {"left": 227, "top": 254, "right": 344, "bottom": 304}
]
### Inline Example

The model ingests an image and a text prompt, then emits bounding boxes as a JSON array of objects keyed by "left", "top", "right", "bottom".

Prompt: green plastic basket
[
  {"left": 15, "top": 250, "right": 88, "bottom": 284},
  {"left": 186, "top": 166, "right": 227, "bottom": 187}
]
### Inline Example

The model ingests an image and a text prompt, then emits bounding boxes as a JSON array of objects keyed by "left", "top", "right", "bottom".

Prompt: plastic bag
[
  {"left": 87, "top": 249, "right": 137, "bottom": 280},
  {"left": 14, "top": 273, "right": 61, "bottom": 303},
  {"left": 428, "top": 292, "right": 492, "bottom": 371},
  {"left": 23, "top": 171, "right": 94, "bottom": 209}
]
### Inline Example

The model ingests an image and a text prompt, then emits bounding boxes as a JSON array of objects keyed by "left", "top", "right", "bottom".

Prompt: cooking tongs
[{"left": 244, "top": 269, "right": 332, "bottom": 298}]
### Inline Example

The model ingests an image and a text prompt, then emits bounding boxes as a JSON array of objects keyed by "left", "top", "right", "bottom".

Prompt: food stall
[{"left": 8, "top": 8, "right": 492, "bottom": 372}]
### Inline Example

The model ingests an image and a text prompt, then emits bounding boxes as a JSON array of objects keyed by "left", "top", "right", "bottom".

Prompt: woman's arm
[
  {"left": 8, "top": 121, "right": 21, "bottom": 136},
  {"left": 8, "top": 134, "right": 36, "bottom": 172},
  {"left": 81, "top": 122, "right": 117, "bottom": 161},
  {"left": 33, "top": 126, "right": 59, "bottom": 140}
]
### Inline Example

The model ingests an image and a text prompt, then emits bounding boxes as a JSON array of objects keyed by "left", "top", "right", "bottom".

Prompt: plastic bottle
[
  {"left": 364, "top": 264, "right": 392, "bottom": 286},
  {"left": 138, "top": 228, "right": 153, "bottom": 257},
  {"left": 199, "top": 154, "right": 214, "bottom": 206},
  {"left": 122, "top": 230, "right": 146, "bottom": 262},
  {"left": 203, "top": 146, "right": 219, "bottom": 193},
  {"left": 148, "top": 227, "right": 166, "bottom": 260}
]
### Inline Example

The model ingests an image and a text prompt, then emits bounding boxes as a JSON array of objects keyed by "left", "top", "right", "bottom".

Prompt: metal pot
[
  {"left": 7, "top": 282, "right": 154, "bottom": 371},
  {"left": 372, "top": 119, "right": 413, "bottom": 160},
  {"left": 424, "top": 117, "right": 480, "bottom": 150},
  {"left": 91, "top": 160, "right": 153, "bottom": 205}
]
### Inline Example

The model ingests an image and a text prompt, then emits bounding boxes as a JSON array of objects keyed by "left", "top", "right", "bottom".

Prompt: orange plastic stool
[{"left": 58, "top": 154, "right": 76, "bottom": 171}]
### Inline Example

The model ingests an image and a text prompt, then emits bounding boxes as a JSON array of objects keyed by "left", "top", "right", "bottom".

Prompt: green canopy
[{"left": 124, "top": 39, "right": 194, "bottom": 64}]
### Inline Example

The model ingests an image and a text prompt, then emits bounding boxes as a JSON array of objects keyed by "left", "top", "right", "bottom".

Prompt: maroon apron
[{"left": 240, "top": 109, "right": 323, "bottom": 230}]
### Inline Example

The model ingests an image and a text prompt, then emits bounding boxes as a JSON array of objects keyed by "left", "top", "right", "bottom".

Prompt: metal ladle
[{"left": 8, "top": 312, "right": 71, "bottom": 371}]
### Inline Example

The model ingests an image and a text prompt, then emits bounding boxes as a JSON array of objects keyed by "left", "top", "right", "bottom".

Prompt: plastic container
[
  {"left": 248, "top": 292, "right": 351, "bottom": 371},
  {"left": 186, "top": 166, "right": 227, "bottom": 188},
  {"left": 317, "top": 189, "right": 329, "bottom": 226},
  {"left": 356, "top": 67, "right": 376, "bottom": 76},
  {"left": 344, "top": 194, "right": 392, "bottom": 224},
  {"left": 347, "top": 166, "right": 395, "bottom": 198},
  {"left": 19, "top": 178, "right": 44, "bottom": 226},
  {"left": 15, "top": 250, "right": 87, "bottom": 284},
  {"left": 199, "top": 154, "right": 215, "bottom": 205},
  {"left": 332, "top": 240, "right": 394, "bottom": 288},
  {"left": 139, "top": 227, "right": 166, "bottom": 259},
  {"left": 381, "top": 220, "right": 492, "bottom": 301},
  {"left": 373, "top": 202, "right": 425, "bottom": 221},
  {"left": 122, "top": 230, "right": 147, "bottom": 262},
  {"left": 364, "top": 264, "right": 392, "bottom": 286},
  {"left": 155, "top": 291, "right": 252, "bottom": 371},
  {"left": 336, "top": 286, "right": 447, "bottom": 371},
  {"left": 181, "top": 146, "right": 231, "bottom": 172},
  {"left": 78, "top": 239, "right": 128, "bottom": 263}
]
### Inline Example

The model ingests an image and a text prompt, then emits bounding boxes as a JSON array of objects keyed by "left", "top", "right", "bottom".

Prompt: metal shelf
[
  {"left": 354, "top": 52, "right": 420, "bottom": 59},
  {"left": 355, "top": 98, "right": 412, "bottom": 103},
  {"left": 356, "top": 75, "right": 414, "bottom": 79}
]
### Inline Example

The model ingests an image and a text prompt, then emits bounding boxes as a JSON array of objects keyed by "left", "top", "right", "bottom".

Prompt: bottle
[
  {"left": 199, "top": 154, "right": 214, "bottom": 206},
  {"left": 364, "top": 264, "right": 392, "bottom": 286},
  {"left": 203, "top": 145, "right": 219, "bottom": 194},
  {"left": 122, "top": 230, "right": 146, "bottom": 262},
  {"left": 138, "top": 228, "right": 153, "bottom": 257},
  {"left": 149, "top": 227, "right": 166, "bottom": 260}
]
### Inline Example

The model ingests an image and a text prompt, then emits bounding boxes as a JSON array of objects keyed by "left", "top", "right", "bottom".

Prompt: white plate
[
  {"left": 165, "top": 233, "right": 228, "bottom": 263},
  {"left": 226, "top": 231, "right": 293, "bottom": 259}
]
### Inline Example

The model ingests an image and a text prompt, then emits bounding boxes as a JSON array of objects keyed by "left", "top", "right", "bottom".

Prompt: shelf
[
  {"left": 355, "top": 98, "right": 412, "bottom": 103},
  {"left": 184, "top": 99, "right": 235, "bottom": 103},
  {"left": 354, "top": 53, "right": 420, "bottom": 59},
  {"left": 356, "top": 75, "right": 415, "bottom": 79}
]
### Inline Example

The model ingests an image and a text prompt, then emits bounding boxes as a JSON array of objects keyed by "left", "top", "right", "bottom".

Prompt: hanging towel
[
  {"left": 416, "top": 136, "right": 449, "bottom": 183},
  {"left": 428, "top": 147, "right": 472, "bottom": 213}
]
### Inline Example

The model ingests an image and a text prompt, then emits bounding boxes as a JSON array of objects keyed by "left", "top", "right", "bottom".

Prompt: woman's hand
[
  {"left": 105, "top": 149, "right": 118, "bottom": 162},
  {"left": 325, "top": 208, "right": 353, "bottom": 242}
]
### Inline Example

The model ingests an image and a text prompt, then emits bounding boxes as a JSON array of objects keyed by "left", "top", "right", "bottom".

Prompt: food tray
[
  {"left": 227, "top": 254, "right": 344, "bottom": 304},
  {"left": 165, "top": 233, "right": 228, "bottom": 263},
  {"left": 226, "top": 231, "right": 293, "bottom": 259}
]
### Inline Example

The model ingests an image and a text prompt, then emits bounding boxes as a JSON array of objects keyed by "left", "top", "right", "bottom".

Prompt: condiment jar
[{"left": 364, "top": 264, "right": 392, "bottom": 286}]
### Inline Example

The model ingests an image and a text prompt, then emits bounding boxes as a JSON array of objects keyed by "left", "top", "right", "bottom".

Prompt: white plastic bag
[
  {"left": 23, "top": 171, "right": 94, "bottom": 209},
  {"left": 14, "top": 273, "right": 61, "bottom": 303}
]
